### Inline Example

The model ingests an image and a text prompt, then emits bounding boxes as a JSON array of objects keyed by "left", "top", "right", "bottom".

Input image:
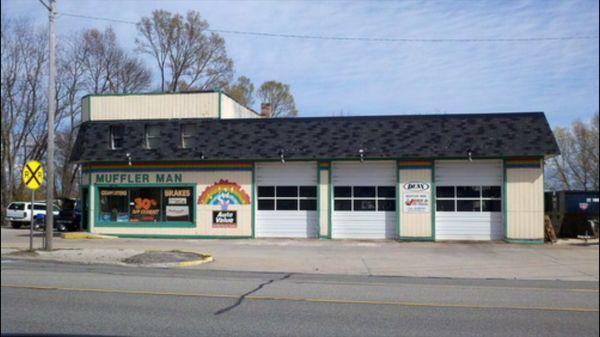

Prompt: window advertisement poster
[
  {"left": 213, "top": 210, "right": 237, "bottom": 228},
  {"left": 129, "top": 188, "right": 161, "bottom": 222},
  {"left": 402, "top": 182, "right": 431, "bottom": 213},
  {"left": 164, "top": 188, "right": 193, "bottom": 222}
]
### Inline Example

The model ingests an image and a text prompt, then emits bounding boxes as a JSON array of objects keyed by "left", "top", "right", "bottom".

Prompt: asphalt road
[{"left": 1, "top": 259, "right": 598, "bottom": 337}]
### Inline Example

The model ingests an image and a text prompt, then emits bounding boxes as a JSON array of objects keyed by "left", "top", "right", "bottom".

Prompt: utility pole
[{"left": 40, "top": 0, "right": 56, "bottom": 251}]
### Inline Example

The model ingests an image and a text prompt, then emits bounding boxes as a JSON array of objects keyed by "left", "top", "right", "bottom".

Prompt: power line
[{"left": 59, "top": 12, "right": 599, "bottom": 43}]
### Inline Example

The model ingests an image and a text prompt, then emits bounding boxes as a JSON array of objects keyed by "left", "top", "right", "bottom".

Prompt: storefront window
[
  {"left": 98, "top": 186, "right": 194, "bottom": 224},
  {"left": 163, "top": 188, "right": 193, "bottom": 222},
  {"left": 99, "top": 189, "right": 129, "bottom": 222}
]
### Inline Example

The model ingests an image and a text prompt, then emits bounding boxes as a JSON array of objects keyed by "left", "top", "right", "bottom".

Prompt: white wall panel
[
  {"left": 436, "top": 213, "right": 503, "bottom": 240},
  {"left": 435, "top": 160, "right": 503, "bottom": 186},
  {"left": 332, "top": 161, "right": 395, "bottom": 185}
]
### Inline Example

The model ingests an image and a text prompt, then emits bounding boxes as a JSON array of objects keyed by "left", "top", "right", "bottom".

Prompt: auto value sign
[
  {"left": 213, "top": 210, "right": 237, "bottom": 228},
  {"left": 402, "top": 182, "right": 431, "bottom": 213}
]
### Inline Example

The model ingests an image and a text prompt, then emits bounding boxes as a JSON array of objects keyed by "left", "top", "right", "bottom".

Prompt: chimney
[{"left": 260, "top": 102, "right": 272, "bottom": 118}]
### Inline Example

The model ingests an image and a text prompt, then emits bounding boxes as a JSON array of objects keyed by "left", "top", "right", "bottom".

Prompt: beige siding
[
  {"left": 319, "top": 169, "right": 329, "bottom": 237},
  {"left": 220, "top": 94, "right": 259, "bottom": 119},
  {"left": 506, "top": 163, "right": 544, "bottom": 240},
  {"left": 90, "top": 170, "right": 252, "bottom": 237},
  {"left": 399, "top": 168, "right": 432, "bottom": 238},
  {"left": 88, "top": 93, "right": 219, "bottom": 121}
]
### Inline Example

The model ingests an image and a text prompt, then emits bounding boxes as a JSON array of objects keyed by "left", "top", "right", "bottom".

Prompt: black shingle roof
[{"left": 70, "top": 112, "right": 559, "bottom": 163}]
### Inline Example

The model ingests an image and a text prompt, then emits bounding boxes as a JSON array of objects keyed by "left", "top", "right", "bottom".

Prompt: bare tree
[
  {"left": 1, "top": 19, "right": 153, "bottom": 225},
  {"left": 135, "top": 10, "right": 233, "bottom": 92},
  {"left": 1, "top": 18, "right": 51, "bottom": 212},
  {"left": 546, "top": 112, "right": 599, "bottom": 191},
  {"left": 225, "top": 76, "right": 255, "bottom": 108},
  {"left": 257, "top": 81, "right": 298, "bottom": 117},
  {"left": 81, "top": 28, "right": 151, "bottom": 94}
]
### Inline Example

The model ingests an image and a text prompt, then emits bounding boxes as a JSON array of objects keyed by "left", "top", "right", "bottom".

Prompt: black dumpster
[{"left": 545, "top": 190, "right": 599, "bottom": 238}]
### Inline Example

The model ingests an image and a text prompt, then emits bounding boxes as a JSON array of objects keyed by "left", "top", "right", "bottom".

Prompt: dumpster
[{"left": 545, "top": 190, "right": 599, "bottom": 238}]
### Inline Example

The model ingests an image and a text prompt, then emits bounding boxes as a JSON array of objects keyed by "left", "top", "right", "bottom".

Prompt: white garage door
[
  {"left": 255, "top": 162, "right": 318, "bottom": 238},
  {"left": 435, "top": 160, "right": 503, "bottom": 241},
  {"left": 332, "top": 161, "right": 396, "bottom": 239}
]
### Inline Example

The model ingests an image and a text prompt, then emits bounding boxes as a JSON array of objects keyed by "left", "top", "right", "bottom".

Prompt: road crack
[{"left": 214, "top": 273, "right": 292, "bottom": 315}]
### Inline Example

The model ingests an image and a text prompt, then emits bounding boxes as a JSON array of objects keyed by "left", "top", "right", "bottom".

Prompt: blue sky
[{"left": 3, "top": 0, "right": 599, "bottom": 127}]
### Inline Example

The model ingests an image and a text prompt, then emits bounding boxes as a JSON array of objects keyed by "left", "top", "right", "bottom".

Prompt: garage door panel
[
  {"left": 256, "top": 162, "right": 318, "bottom": 238},
  {"left": 256, "top": 211, "right": 317, "bottom": 238},
  {"left": 436, "top": 214, "right": 503, "bottom": 239},
  {"left": 256, "top": 162, "right": 317, "bottom": 185},
  {"left": 435, "top": 160, "right": 503, "bottom": 241},
  {"left": 436, "top": 161, "right": 503, "bottom": 186},
  {"left": 332, "top": 161, "right": 396, "bottom": 239},
  {"left": 332, "top": 212, "right": 395, "bottom": 239}
]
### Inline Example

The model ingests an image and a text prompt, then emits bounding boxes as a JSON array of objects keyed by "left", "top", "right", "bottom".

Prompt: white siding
[
  {"left": 332, "top": 161, "right": 396, "bottom": 239},
  {"left": 255, "top": 162, "right": 318, "bottom": 238},
  {"left": 435, "top": 160, "right": 503, "bottom": 241},
  {"left": 220, "top": 94, "right": 260, "bottom": 119}
]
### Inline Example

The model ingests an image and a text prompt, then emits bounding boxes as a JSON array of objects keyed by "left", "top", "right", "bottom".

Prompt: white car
[{"left": 5, "top": 202, "right": 59, "bottom": 229}]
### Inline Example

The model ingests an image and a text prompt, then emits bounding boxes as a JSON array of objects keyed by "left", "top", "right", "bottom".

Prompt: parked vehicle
[
  {"left": 34, "top": 198, "right": 82, "bottom": 232},
  {"left": 5, "top": 202, "right": 59, "bottom": 229}
]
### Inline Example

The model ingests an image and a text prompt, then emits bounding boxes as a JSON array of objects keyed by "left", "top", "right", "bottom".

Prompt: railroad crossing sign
[{"left": 22, "top": 160, "right": 44, "bottom": 190}]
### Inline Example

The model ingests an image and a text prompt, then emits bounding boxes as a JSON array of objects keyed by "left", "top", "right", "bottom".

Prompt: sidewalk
[{"left": 1, "top": 227, "right": 598, "bottom": 281}]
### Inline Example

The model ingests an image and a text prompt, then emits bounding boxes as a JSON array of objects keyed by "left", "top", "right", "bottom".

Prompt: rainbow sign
[{"left": 198, "top": 179, "right": 251, "bottom": 210}]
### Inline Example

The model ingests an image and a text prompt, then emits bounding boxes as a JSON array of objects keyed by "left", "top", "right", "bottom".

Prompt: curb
[
  {"left": 177, "top": 255, "right": 214, "bottom": 267},
  {"left": 60, "top": 233, "right": 117, "bottom": 240}
]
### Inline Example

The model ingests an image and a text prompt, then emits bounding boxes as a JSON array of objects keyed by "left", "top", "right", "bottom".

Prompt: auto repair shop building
[{"left": 71, "top": 91, "right": 559, "bottom": 243}]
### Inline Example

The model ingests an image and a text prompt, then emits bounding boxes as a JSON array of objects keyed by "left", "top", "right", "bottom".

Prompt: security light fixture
[{"left": 279, "top": 149, "right": 285, "bottom": 163}]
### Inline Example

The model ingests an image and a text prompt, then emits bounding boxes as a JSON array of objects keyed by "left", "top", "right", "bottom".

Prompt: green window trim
[{"left": 94, "top": 183, "right": 196, "bottom": 228}]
